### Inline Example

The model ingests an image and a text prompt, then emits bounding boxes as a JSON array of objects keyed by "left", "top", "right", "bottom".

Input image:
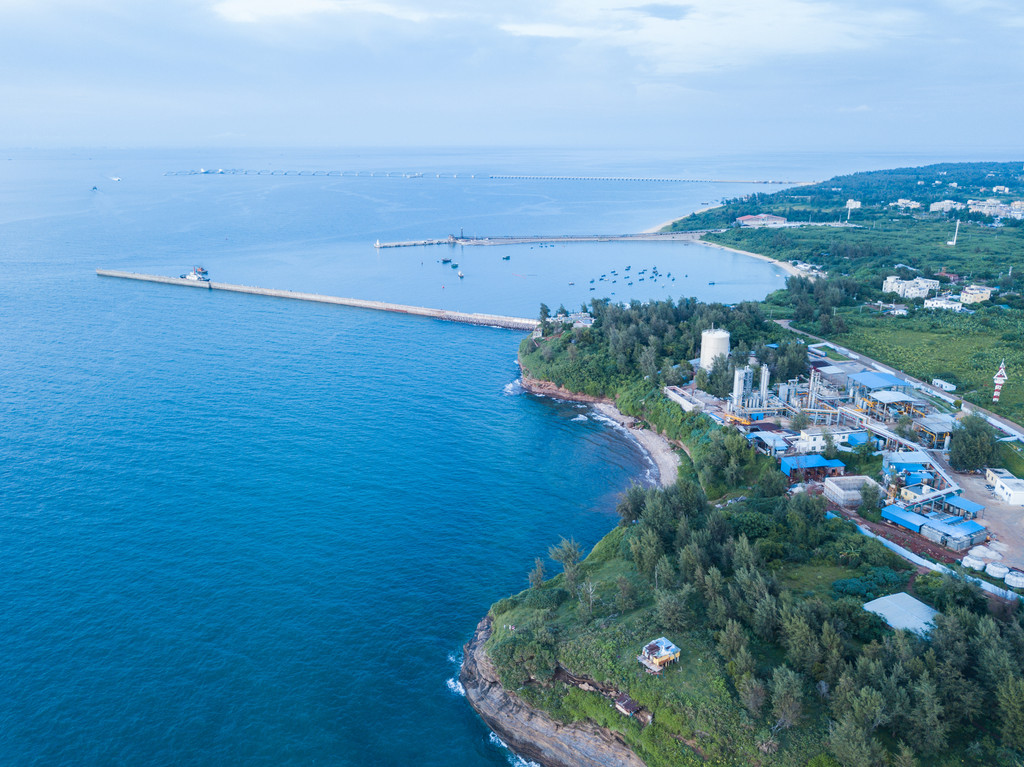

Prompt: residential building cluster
[
  {"left": 882, "top": 276, "right": 993, "bottom": 309},
  {"left": 967, "top": 198, "right": 1024, "bottom": 219}
]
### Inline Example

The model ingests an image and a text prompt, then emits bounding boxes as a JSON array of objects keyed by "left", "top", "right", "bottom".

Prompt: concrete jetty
[
  {"left": 96, "top": 270, "right": 540, "bottom": 332},
  {"left": 374, "top": 231, "right": 709, "bottom": 249}
]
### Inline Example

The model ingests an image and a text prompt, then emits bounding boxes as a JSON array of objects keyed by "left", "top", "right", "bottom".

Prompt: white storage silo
[
  {"left": 961, "top": 555, "right": 986, "bottom": 571},
  {"left": 1005, "top": 569, "right": 1024, "bottom": 589},
  {"left": 986, "top": 562, "right": 1010, "bottom": 579},
  {"left": 699, "top": 328, "right": 730, "bottom": 372}
]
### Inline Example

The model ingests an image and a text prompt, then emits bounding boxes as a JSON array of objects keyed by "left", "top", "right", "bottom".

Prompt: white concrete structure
[
  {"left": 986, "top": 467, "right": 1024, "bottom": 505},
  {"left": 823, "top": 475, "right": 882, "bottom": 508},
  {"left": 932, "top": 378, "right": 957, "bottom": 392},
  {"left": 924, "top": 296, "right": 964, "bottom": 312},
  {"left": 699, "top": 328, "right": 730, "bottom": 372}
]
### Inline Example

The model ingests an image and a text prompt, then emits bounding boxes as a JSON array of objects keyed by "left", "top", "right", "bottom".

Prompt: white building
[
  {"left": 960, "top": 285, "right": 994, "bottom": 304},
  {"left": 993, "top": 185, "right": 1010, "bottom": 194},
  {"left": 924, "top": 296, "right": 964, "bottom": 312},
  {"left": 986, "top": 468, "right": 1024, "bottom": 506},
  {"left": 846, "top": 199, "right": 862, "bottom": 209},
  {"left": 793, "top": 425, "right": 862, "bottom": 454},
  {"left": 929, "top": 200, "right": 965, "bottom": 213},
  {"left": 883, "top": 276, "right": 940, "bottom": 299},
  {"left": 932, "top": 378, "right": 957, "bottom": 392}
]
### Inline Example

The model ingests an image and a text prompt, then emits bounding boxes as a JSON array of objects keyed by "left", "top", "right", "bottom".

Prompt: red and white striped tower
[{"left": 993, "top": 359, "right": 1008, "bottom": 402}]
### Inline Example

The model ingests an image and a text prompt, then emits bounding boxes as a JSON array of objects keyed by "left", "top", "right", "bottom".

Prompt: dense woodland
[{"left": 490, "top": 480, "right": 1024, "bottom": 766}]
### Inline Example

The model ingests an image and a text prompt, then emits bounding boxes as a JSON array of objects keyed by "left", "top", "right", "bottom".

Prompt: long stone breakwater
[
  {"left": 95, "top": 270, "right": 540, "bottom": 332},
  {"left": 374, "top": 230, "right": 709, "bottom": 249}
]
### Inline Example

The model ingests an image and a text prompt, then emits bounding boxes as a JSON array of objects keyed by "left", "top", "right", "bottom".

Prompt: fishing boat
[
  {"left": 451, "top": 262, "right": 459, "bottom": 269},
  {"left": 502, "top": 255, "right": 510, "bottom": 260},
  {"left": 458, "top": 271, "right": 464, "bottom": 279},
  {"left": 442, "top": 257, "right": 452, "bottom": 263},
  {"left": 180, "top": 267, "right": 209, "bottom": 282}
]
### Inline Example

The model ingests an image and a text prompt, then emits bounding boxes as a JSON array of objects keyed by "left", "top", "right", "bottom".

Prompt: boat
[
  {"left": 502, "top": 255, "right": 510, "bottom": 260},
  {"left": 568, "top": 281, "right": 575, "bottom": 286},
  {"left": 442, "top": 257, "right": 452, "bottom": 263},
  {"left": 458, "top": 271, "right": 464, "bottom": 278},
  {"left": 180, "top": 267, "right": 210, "bottom": 282},
  {"left": 451, "top": 263, "right": 459, "bottom": 269},
  {"left": 708, "top": 281, "right": 715, "bottom": 285}
]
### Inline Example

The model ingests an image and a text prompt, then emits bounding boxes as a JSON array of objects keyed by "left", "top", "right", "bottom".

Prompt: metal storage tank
[
  {"left": 699, "top": 328, "right": 731, "bottom": 372},
  {"left": 961, "top": 555, "right": 986, "bottom": 571},
  {"left": 985, "top": 562, "right": 1010, "bottom": 579},
  {"left": 1005, "top": 569, "right": 1024, "bottom": 589}
]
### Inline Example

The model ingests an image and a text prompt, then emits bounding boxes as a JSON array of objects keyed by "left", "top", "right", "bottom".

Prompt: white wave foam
[
  {"left": 503, "top": 379, "right": 524, "bottom": 396},
  {"left": 446, "top": 676, "right": 465, "bottom": 696},
  {"left": 571, "top": 414, "right": 588, "bottom": 422},
  {"left": 488, "top": 733, "right": 541, "bottom": 767}
]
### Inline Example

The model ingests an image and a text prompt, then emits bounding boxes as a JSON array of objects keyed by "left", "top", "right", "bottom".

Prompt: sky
[{"left": 1, "top": 0, "right": 1022, "bottom": 151}]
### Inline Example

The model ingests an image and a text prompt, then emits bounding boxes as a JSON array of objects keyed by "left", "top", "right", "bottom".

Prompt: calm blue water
[{"left": 0, "top": 147, "right": 982, "bottom": 765}]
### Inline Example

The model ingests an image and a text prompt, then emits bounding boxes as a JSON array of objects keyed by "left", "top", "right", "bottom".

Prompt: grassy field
[{"left": 702, "top": 220, "right": 1024, "bottom": 284}]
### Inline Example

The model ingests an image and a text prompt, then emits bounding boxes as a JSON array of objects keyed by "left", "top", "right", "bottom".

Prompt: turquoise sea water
[{"left": 0, "top": 147, "right": 982, "bottom": 765}]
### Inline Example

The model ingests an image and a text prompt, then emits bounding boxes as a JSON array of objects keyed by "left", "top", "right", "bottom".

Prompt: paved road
[{"left": 775, "top": 319, "right": 1024, "bottom": 439}]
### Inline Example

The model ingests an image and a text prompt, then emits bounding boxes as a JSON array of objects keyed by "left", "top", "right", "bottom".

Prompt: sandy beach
[
  {"left": 518, "top": 374, "right": 680, "bottom": 487},
  {"left": 696, "top": 239, "right": 803, "bottom": 278},
  {"left": 591, "top": 402, "right": 680, "bottom": 488}
]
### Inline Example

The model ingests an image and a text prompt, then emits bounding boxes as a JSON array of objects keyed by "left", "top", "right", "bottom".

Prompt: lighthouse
[{"left": 993, "top": 360, "right": 1008, "bottom": 403}]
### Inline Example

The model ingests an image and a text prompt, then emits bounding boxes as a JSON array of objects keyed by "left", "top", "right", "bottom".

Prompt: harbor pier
[{"left": 96, "top": 270, "right": 539, "bottom": 332}]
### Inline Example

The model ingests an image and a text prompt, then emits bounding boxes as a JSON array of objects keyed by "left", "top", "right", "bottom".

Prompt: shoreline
[
  {"left": 695, "top": 238, "right": 803, "bottom": 278},
  {"left": 518, "top": 374, "right": 679, "bottom": 488}
]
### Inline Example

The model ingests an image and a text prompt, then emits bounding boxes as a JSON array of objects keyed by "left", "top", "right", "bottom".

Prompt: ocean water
[{"left": 0, "top": 147, "right": 975, "bottom": 765}]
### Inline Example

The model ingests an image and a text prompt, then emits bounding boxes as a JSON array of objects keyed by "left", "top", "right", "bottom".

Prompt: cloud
[
  {"left": 211, "top": 0, "right": 440, "bottom": 24},
  {"left": 499, "top": 0, "right": 919, "bottom": 75}
]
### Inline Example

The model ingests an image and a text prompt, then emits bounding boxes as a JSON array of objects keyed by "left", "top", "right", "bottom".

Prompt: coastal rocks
[
  {"left": 460, "top": 617, "right": 646, "bottom": 767},
  {"left": 519, "top": 373, "right": 610, "bottom": 405}
]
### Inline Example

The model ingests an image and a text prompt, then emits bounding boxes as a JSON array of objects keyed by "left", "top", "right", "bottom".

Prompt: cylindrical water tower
[{"left": 699, "top": 328, "right": 731, "bottom": 372}]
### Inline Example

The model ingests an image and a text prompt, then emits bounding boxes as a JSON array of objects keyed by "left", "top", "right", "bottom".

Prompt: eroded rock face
[{"left": 459, "top": 617, "right": 646, "bottom": 767}]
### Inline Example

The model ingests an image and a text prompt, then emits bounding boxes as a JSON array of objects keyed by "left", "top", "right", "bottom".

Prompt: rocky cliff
[{"left": 459, "top": 617, "right": 647, "bottom": 767}]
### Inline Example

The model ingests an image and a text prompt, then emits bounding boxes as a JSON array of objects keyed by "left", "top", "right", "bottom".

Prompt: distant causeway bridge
[
  {"left": 163, "top": 168, "right": 809, "bottom": 184},
  {"left": 96, "top": 270, "right": 539, "bottom": 332}
]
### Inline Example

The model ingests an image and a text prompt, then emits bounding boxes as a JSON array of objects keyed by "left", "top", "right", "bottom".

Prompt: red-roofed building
[{"left": 736, "top": 214, "right": 787, "bottom": 227}]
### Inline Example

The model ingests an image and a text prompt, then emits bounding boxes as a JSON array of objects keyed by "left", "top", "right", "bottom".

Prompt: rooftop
[{"left": 864, "top": 593, "right": 939, "bottom": 635}]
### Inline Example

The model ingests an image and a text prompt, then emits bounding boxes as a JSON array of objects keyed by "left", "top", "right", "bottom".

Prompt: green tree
[
  {"left": 615, "top": 576, "right": 636, "bottom": 612},
  {"left": 895, "top": 414, "right": 916, "bottom": 441},
  {"left": 827, "top": 715, "right": 881, "bottom": 767},
  {"left": 823, "top": 429, "right": 838, "bottom": 459},
  {"left": 770, "top": 666, "right": 805, "bottom": 730},
  {"left": 538, "top": 302, "right": 551, "bottom": 335},
  {"left": 791, "top": 410, "right": 810, "bottom": 430},
  {"left": 907, "top": 671, "right": 948, "bottom": 755},
  {"left": 948, "top": 414, "right": 997, "bottom": 471},
  {"left": 616, "top": 484, "right": 647, "bottom": 526},
  {"left": 528, "top": 557, "right": 546, "bottom": 589},
  {"left": 858, "top": 482, "right": 882, "bottom": 520},
  {"left": 996, "top": 676, "right": 1024, "bottom": 750},
  {"left": 548, "top": 536, "right": 581, "bottom": 594}
]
